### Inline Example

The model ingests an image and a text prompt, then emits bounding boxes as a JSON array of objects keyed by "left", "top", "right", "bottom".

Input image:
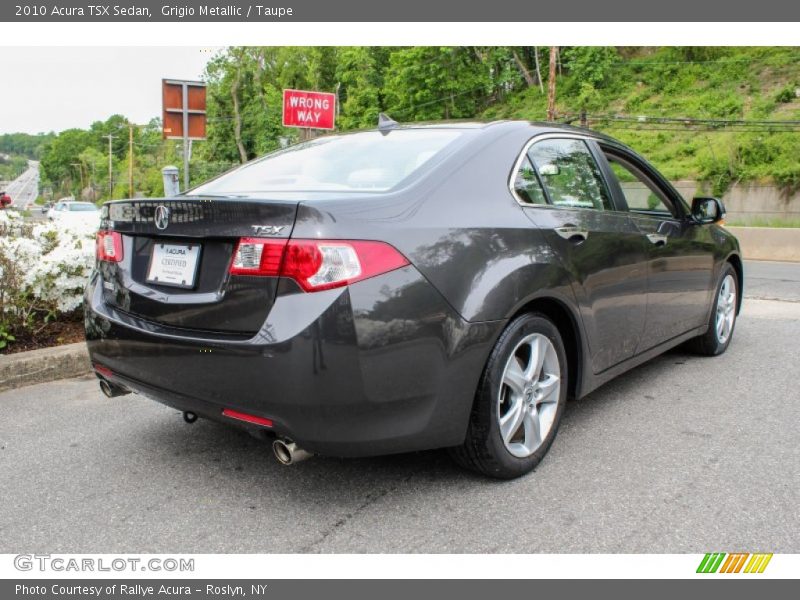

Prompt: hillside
[
  {"left": 483, "top": 47, "right": 800, "bottom": 194},
  {"left": 8, "top": 46, "right": 799, "bottom": 202}
]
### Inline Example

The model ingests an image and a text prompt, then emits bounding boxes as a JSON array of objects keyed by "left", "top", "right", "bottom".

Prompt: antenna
[{"left": 378, "top": 113, "right": 399, "bottom": 135}]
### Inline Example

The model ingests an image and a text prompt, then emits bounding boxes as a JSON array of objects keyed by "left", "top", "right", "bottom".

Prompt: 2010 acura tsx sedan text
[{"left": 85, "top": 120, "right": 742, "bottom": 478}]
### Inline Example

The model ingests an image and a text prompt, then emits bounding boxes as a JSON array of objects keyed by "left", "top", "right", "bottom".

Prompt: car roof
[{"left": 354, "top": 119, "right": 624, "bottom": 147}]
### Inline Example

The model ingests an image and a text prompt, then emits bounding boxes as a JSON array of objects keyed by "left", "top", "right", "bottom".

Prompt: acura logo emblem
[{"left": 154, "top": 205, "right": 170, "bottom": 230}]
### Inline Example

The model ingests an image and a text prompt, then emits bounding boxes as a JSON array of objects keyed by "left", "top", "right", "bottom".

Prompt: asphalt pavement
[
  {"left": 2, "top": 161, "right": 39, "bottom": 208},
  {"left": 0, "top": 261, "right": 798, "bottom": 553}
]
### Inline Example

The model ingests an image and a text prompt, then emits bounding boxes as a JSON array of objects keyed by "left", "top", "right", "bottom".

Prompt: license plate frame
[{"left": 146, "top": 242, "right": 202, "bottom": 289}]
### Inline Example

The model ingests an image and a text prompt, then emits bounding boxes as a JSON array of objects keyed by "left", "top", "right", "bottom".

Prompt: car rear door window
[
  {"left": 528, "top": 139, "right": 613, "bottom": 211},
  {"left": 604, "top": 153, "right": 675, "bottom": 217},
  {"left": 512, "top": 156, "right": 548, "bottom": 205}
]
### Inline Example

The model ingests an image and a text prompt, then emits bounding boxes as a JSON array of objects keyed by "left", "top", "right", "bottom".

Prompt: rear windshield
[
  {"left": 68, "top": 203, "right": 98, "bottom": 211},
  {"left": 188, "top": 129, "right": 463, "bottom": 195}
]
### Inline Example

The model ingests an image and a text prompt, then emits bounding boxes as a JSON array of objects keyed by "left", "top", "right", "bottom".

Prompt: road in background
[
  {"left": 744, "top": 260, "right": 800, "bottom": 302},
  {"left": 0, "top": 263, "right": 797, "bottom": 554},
  {"left": 2, "top": 160, "right": 39, "bottom": 209}
]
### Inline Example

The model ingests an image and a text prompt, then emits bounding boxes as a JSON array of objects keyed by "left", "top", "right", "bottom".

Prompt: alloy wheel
[
  {"left": 716, "top": 274, "right": 737, "bottom": 344},
  {"left": 497, "top": 333, "right": 561, "bottom": 458}
]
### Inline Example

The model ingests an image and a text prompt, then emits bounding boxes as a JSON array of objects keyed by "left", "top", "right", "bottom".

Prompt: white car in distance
[{"left": 47, "top": 201, "right": 101, "bottom": 231}]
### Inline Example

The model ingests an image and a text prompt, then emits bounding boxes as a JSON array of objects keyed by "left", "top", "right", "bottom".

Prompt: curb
[{"left": 0, "top": 342, "right": 91, "bottom": 394}]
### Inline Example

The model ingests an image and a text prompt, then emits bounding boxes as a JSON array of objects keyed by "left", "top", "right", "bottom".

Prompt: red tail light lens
[
  {"left": 283, "top": 240, "right": 409, "bottom": 291},
  {"left": 230, "top": 238, "right": 288, "bottom": 275},
  {"left": 96, "top": 231, "right": 123, "bottom": 262},
  {"left": 228, "top": 238, "right": 409, "bottom": 292}
]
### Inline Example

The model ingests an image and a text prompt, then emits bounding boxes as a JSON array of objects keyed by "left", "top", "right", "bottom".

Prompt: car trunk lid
[{"left": 99, "top": 197, "right": 297, "bottom": 335}]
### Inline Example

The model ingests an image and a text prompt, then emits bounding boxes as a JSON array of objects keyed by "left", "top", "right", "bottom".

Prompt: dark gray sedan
[{"left": 85, "top": 121, "right": 741, "bottom": 478}]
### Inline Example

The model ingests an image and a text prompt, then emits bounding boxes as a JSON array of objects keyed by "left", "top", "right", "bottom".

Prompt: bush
[{"left": 0, "top": 211, "right": 95, "bottom": 347}]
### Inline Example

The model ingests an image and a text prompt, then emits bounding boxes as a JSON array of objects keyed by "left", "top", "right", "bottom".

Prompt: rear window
[
  {"left": 188, "top": 129, "right": 463, "bottom": 195},
  {"left": 69, "top": 203, "right": 98, "bottom": 212}
]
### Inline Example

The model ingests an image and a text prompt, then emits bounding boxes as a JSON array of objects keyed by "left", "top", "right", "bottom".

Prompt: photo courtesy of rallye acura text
[{"left": 85, "top": 119, "right": 742, "bottom": 479}]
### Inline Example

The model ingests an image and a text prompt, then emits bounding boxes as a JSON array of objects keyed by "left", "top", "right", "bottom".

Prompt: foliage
[
  {"left": 0, "top": 132, "right": 54, "bottom": 159},
  {"left": 0, "top": 154, "right": 29, "bottom": 182},
  {"left": 486, "top": 46, "right": 800, "bottom": 193},
  {"left": 20, "top": 46, "right": 800, "bottom": 203},
  {"left": 0, "top": 210, "right": 96, "bottom": 350}
]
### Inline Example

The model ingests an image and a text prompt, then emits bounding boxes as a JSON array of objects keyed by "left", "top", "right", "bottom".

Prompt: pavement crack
[{"left": 299, "top": 475, "right": 412, "bottom": 552}]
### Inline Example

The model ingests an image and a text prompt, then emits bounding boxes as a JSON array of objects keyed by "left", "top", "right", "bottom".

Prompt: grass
[
  {"left": 726, "top": 217, "right": 800, "bottom": 228},
  {"left": 484, "top": 47, "right": 800, "bottom": 194}
]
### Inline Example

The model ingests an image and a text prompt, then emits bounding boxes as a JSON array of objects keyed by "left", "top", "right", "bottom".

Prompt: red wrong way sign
[{"left": 282, "top": 89, "right": 336, "bottom": 130}]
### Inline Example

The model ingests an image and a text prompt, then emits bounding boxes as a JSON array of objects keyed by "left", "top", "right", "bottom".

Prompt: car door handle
[
  {"left": 646, "top": 233, "right": 668, "bottom": 246},
  {"left": 555, "top": 226, "right": 589, "bottom": 242}
]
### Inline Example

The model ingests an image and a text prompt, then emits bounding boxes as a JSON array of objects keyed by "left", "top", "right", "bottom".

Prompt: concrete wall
[
  {"left": 672, "top": 181, "right": 800, "bottom": 224},
  {"left": 725, "top": 227, "right": 800, "bottom": 262}
]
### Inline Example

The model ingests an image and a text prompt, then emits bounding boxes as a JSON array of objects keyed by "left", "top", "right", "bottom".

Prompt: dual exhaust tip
[
  {"left": 99, "top": 379, "right": 130, "bottom": 398},
  {"left": 99, "top": 379, "right": 311, "bottom": 465},
  {"left": 272, "top": 439, "right": 313, "bottom": 465}
]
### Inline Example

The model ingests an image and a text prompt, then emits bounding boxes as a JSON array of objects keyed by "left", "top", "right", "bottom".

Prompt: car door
[
  {"left": 513, "top": 136, "right": 649, "bottom": 374},
  {"left": 595, "top": 143, "right": 715, "bottom": 348}
]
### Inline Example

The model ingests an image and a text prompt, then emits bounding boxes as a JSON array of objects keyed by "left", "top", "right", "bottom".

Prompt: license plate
[{"left": 146, "top": 242, "right": 201, "bottom": 289}]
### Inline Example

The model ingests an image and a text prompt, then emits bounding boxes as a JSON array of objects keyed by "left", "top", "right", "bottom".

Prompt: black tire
[
  {"left": 688, "top": 263, "right": 739, "bottom": 356},
  {"left": 449, "top": 313, "right": 568, "bottom": 479}
]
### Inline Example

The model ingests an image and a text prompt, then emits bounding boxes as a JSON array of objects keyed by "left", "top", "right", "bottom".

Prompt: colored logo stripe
[
  {"left": 697, "top": 553, "right": 773, "bottom": 574},
  {"left": 697, "top": 553, "right": 726, "bottom": 573},
  {"left": 720, "top": 553, "right": 749, "bottom": 573},
  {"left": 744, "top": 553, "right": 773, "bottom": 573}
]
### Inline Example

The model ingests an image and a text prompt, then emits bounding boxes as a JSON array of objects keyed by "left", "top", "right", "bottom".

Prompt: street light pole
[
  {"left": 182, "top": 82, "right": 190, "bottom": 191},
  {"left": 102, "top": 134, "right": 116, "bottom": 200},
  {"left": 128, "top": 124, "right": 134, "bottom": 197}
]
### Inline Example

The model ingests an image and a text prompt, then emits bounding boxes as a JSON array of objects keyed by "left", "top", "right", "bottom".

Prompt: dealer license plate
[{"left": 146, "top": 242, "right": 201, "bottom": 289}]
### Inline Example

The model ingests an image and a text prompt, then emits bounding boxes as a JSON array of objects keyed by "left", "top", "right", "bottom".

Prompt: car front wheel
[
  {"left": 690, "top": 263, "right": 739, "bottom": 356},
  {"left": 450, "top": 313, "right": 568, "bottom": 479}
]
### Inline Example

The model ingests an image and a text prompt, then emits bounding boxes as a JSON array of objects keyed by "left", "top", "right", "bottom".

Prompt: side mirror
[
  {"left": 538, "top": 164, "right": 560, "bottom": 177},
  {"left": 691, "top": 197, "right": 725, "bottom": 224}
]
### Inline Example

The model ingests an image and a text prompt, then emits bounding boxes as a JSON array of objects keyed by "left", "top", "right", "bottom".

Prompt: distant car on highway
[
  {"left": 48, "top": 200, "right": 101, "bottom": 229},
  {"left": 0, "top": 191, "right": 11, "bottom": 209}
]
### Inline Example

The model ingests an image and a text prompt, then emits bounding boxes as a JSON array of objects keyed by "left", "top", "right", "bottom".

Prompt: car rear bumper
[{"left": 85, "top": 266, "right": 503, "bottom": 457}]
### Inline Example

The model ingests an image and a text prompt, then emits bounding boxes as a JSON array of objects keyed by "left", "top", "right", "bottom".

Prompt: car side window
[
  {"left": 513, "top": 156, "right": 548, "bottom": 205},
  {"left": 528, "top": 139, "right": 613, "bottom": 211},
  {"left": 604, "top": 153, "right": 675, "bottom": 217}
]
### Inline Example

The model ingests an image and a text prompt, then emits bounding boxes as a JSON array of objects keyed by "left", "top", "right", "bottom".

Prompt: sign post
[
  {"left": 282, "top": 89, "right": 337, "bottom": 133},
  {"left": 162, "top": 79, "right": 207, "bottom": 191}
]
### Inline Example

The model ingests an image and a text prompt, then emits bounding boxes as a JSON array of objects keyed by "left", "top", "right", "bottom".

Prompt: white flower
[{"left": 1, "top": 214, "right": 97, "bottom": 316}]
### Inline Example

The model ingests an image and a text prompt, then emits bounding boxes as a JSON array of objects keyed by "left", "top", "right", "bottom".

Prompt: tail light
[
  {"left": 229, "top": 238, "right": 288, "bottom": 275},
  {"left": 96, "top": 231, "right": 123, "bottom": 262},
  {"left": 229, "top": 238, "right": 409, "bottom": 292}
]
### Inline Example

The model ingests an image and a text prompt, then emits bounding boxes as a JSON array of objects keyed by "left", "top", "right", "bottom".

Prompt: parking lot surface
[{"left": 0, "top": 262, "right": 798, "bottom": 553}]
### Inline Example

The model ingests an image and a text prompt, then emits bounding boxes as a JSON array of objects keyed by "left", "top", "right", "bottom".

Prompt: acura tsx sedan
[{"left": 85, "top": 120, "right": 742, "bottom": 478}]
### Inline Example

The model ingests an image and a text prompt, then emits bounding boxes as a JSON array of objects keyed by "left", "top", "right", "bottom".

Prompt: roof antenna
[{"left": 378, "top": 113, "right": 399, "bottom": 135}]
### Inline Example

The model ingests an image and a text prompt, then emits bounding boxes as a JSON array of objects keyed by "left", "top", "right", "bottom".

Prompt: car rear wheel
[
  {"left": 449, "top": 313, "right": 568, "bottom": 479},
  {"left": 689, "top": 263, "right": 739, "bottom": 356}
]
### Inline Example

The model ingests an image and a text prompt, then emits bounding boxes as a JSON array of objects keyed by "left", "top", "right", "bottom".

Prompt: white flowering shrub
[{"left": 0, "top": 210, "right": 96, "bottom": 341}]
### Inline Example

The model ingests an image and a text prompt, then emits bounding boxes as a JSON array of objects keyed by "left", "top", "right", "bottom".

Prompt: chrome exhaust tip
[
  {"left": 272, "top": 439, "right": 313, "bottom": 465},
  {"left": 182, "top": 411, "right": 198, "bottom": 424},
  {"left": 99, "top": 379, "right": 129, "bottom": 398}
]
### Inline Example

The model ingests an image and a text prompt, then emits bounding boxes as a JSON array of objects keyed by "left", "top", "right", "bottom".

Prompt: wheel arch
[
  {"left": 510, "top": 295, "right": 584, "bottom": 401},
  {"left": 726, "top": 252, "right": 744, "bottom": 314}
]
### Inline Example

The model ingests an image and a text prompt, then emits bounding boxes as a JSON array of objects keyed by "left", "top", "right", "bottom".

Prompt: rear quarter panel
[{"left": 289, "top": 124, "right": 579, "bottom": 325}]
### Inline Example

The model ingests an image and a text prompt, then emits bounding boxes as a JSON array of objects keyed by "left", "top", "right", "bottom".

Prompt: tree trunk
[
  {"left": 512, "top": 49, "right": 535, "bottom": 88},
  {"left": 547, "top": 47, "right": 558, "bottom": 121},
  {"left": 231, "top": 59, "right": 248, "bottom": 164},
  {"left": 533, "top": 47, "right": 545, "bottom": 94}
]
